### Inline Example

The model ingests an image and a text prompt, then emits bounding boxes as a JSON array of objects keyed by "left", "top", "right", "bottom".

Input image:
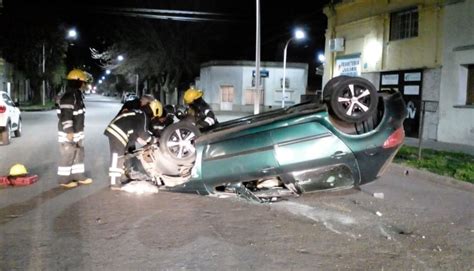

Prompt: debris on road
[
  {"left": 375, "top": 211, "right": 383, "bottom": 217},
  {"left": 120, "top": 181, "right": 159, "bottom": 194},
  {"left": 373, "top": 192, "right": 385, "bottom": 199},
  {"left": 297, "top": 249, "right": 310, "bottom": 254}
]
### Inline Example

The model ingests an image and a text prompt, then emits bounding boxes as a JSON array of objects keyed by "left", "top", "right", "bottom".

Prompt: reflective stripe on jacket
[
  {"left": 57, "top": 89, "right": 85, "bottom": 139},
  {"left": 104, "top": 110, "right": 152, "bottom": 148}
]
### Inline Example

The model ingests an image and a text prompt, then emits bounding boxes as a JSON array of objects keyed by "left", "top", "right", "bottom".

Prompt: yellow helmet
[
  {"left": 183, "top": 87, "right": 203, "bottom": 104},
  {"left": 66, "top": 69, "right": 88, "bottom": 82},
  {"left": 148, "top": 99, "right": 163, "bottom": 118},
  {"left": 9, "top": 164, "right": 28, "bottom": 176}
]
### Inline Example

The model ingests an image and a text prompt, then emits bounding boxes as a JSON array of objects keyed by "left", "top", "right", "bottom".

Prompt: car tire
[
  {"left": 328, "top": 77, "right": 378, "bottom": 123},
  {"left": 1, "top": 122, "right": 11, "bottom": 145},
  {"left": 159, "top": 120, "right": 201, "bottom": 165},
  {"left": 322, "top": 75, "right": 350, "bottom": 101},
  {"left": 14, "top": 119, "right": 21, "bottom": 137}
]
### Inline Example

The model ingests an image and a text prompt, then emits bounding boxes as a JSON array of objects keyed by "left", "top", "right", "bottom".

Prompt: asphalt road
[{"left": 0, "top": 94, "right": 473, "bottom": 270}]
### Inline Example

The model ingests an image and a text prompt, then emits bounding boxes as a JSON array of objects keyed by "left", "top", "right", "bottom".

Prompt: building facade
[
  {"left": 197, "top": 60, "right": 308, "bottom": 112},
  {"left": 323, "top": 0, "right": 444, "bottom": 141},
  {"left": 437, "top": 0, "right": 474, "bottom": 145}
]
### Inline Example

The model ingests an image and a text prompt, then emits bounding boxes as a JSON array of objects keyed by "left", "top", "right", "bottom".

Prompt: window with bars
[{"left": 390, "top": 7, "right": 418, "bottom": 41}]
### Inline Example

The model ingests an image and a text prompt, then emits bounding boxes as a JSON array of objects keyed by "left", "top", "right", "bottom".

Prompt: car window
[{"left": 2, "top": 93, "right": 14, "bottom": 106}]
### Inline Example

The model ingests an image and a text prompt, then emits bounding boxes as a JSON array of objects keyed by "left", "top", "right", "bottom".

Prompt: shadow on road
[{"left": 0, "top": 187, "right": 68, "bottom": 225}]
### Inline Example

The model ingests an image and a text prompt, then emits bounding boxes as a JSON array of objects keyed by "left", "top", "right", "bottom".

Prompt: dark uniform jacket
[
  {"left": 57, "top": 88, "right": 85, "bottom": 143},
  {"left": 189, "top": 98, "right": 218, "bottom": 129},
  {"left": 104, "top": 109, "right": 153, "bottom": 149}
]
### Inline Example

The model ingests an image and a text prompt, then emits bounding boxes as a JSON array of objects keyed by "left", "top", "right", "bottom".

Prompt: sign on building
[
  {"left": 252, "top": 70, "right": 269, "bottom": 78},
  {"left": 334, "top": 54, "right": 361, "bottom": 77}
]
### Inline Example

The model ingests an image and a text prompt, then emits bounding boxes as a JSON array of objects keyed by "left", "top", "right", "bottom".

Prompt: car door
[
  {"left": 271, "top": 121, "right": 359, "bottom": 192},
  {"left": 200, "top": 127, "right": 279, "bottom": 187}
]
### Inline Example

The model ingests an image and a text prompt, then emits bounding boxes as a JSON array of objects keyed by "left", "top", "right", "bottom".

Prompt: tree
[
  {"left": 0, "top": 17, "right": 68, "bottom": 103},
  {"left": 91, "top": 19, "right": 208, "bottom": 104}
]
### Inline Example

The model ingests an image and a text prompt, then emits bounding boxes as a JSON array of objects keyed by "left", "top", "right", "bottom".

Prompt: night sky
[{"left": 2, "top": 0, "right": 330, "bottom": 89}]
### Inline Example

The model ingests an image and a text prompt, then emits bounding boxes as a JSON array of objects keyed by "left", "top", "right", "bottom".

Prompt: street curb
[
  {"left": 388, "top": 163, "right": 474, "bottom": 192},
  {"left": 20, "top": 108, "right": 55, "bottom": 112}
]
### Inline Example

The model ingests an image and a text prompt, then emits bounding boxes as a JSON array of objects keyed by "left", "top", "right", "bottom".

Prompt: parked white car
[{"left": 0, "top": 91, "right": 21, "bottom": 145}]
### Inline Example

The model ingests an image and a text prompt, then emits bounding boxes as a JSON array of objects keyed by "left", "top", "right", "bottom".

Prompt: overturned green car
[{"left": 128, "top": 76, "right": 406, "bottom": 202}]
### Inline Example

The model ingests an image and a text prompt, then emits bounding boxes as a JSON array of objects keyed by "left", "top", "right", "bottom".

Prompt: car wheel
[
  {"left": 322, "top": 75, "right": 350, "bottom": 101},
  {"left": 1, "top": 122, "right": 11, "bottom": 145},
  {"left": 14, "top": 119, "right": 21, "bottom": 137},
  {"left": 329, "top": 77, "right": 378, "bottom": 123},
  {"left": 159, "top": 120, "right": 201, "bottom": 165}
]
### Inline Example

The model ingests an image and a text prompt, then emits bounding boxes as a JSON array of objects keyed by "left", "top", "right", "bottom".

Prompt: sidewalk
[{"left": 404, "top": 137, "right": 474, "bottom": 156}]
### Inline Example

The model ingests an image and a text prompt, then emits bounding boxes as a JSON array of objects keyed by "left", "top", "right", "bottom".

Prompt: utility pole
[
  {"left": 254, "top": 0, "right": 261, "bottom": 114},
  {"left": 42, "top": 42, "right": 46, "bottom": 106},
  {"left": 135, "top": 74, "right": 139, "bottom": 95}
]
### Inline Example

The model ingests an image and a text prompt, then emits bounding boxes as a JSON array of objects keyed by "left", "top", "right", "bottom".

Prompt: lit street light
[
  {"left": 318, "top": 53, "right": 326, "bottom": 63},
  {"left": 101, "top": 76, "right": 105, "bottom": 80},
  {"left": 98, "top": 80, "right": 103, "bottom": 84},
  {"left": 117, "top": 55, "right": 124, "bottom": 61},
  {"left": 67, "top": 29, "right": 77, "bottom": 39},
  {"left": 281, "top": 29, "right": 305, "bottom": 108},
  {"left": 106, "top": 69, "right": 111, "bottom": 75}
]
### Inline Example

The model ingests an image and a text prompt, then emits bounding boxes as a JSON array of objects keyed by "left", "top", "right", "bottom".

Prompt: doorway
[{"left": 220, "top": 85, "right": 234, "bottom": 111}]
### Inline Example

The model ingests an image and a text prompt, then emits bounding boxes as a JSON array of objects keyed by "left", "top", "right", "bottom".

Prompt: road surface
[{"left": 0, "top": 94, "right": 472, "bottom": 270}]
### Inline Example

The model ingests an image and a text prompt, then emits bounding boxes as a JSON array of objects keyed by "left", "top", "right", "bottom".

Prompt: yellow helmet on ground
[
  {"left": 183, "top": 87, "right": 203, "bottom": 104},
  {"left": 148, "top": 99, "right": 163, "bottom": 118},
  {"left": 66, "top": 69, "right": 88, "bottom": 82},
  {"left": 9, "top": 164, "right": 28, "bottom": 176}
]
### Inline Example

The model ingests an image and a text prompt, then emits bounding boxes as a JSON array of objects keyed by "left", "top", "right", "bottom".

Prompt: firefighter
[
  {"left": 183, "top": 86, "right": 218, "bottom": 129},
  {"left": 116, "top": 94, "right": 155, "bottom": 116},
  {"left": 104, "top": 99, "right": 163, "bottom": 188},
  {"left": 57, "top": 69, "right": 93, "bottom": 188}
]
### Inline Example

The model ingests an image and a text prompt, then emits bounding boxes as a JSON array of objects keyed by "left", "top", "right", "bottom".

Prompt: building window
[
  {"left": 220, "top": 85, "right": 234, "bottom": 103},
  {"left": 467, "top": 65, "right": 474, "bottom": 105},
  {"left": 280, "top": 78, "right": 290, "bottom": 89},
  {"left": 244, "top": 89, "right": 263, "bottom": 105},
  {"left": 390, "top": 7, "right": 418, "bottom": 41}
]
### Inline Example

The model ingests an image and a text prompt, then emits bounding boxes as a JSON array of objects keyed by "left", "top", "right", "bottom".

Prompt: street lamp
[
  {"left": 67, "top": 29, "right": 77, "bottom": 39},
  {"left": 117, "top": 55, "right": 124, "bottom": 61},
  {"left": 106, "top": 69, "right": 111, "bottom": 75},
  {"left": 318, "top": 53, "right": 326, "bottom": 63},
  {"left": 281, "top": 29, "right": 305, "bottom": 108}
]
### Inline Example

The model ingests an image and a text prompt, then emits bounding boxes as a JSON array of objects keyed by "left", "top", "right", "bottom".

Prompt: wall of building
[
  {"left": 322, "top": 0, "right": 444, "bottom": 141},
  {"left": 437, "top": 0, "right": 474, "bottom": 145},
  {"left": 199, "top": 61, "right": 308, "bottom": 112},
  {"left": 323, "top": 0, "right": 443, "bottom": 85}
]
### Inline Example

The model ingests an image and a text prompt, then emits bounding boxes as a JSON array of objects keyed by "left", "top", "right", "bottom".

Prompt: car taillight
[
  {"left": 0, "top": 105, "right": 6, "bottom": 113},
  {"left": 383, "top": 127, "right": 405, "bottom": 149}
]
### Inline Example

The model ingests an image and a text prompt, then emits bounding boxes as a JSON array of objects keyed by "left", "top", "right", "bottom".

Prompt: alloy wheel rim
[
  {"left": 167, "top": 128, "right": 196, "bottom": 159},
  {"left": 337, "top": 84, "right": 372, "bottom": 117}
]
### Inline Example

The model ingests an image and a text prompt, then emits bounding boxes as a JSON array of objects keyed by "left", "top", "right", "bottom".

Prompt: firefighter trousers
[
  {"left": 107, "top": 134, "right": 127, "bottom": 186},
  {"left": 57, "top": 140, "right": 85, "bottom": 184}
]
